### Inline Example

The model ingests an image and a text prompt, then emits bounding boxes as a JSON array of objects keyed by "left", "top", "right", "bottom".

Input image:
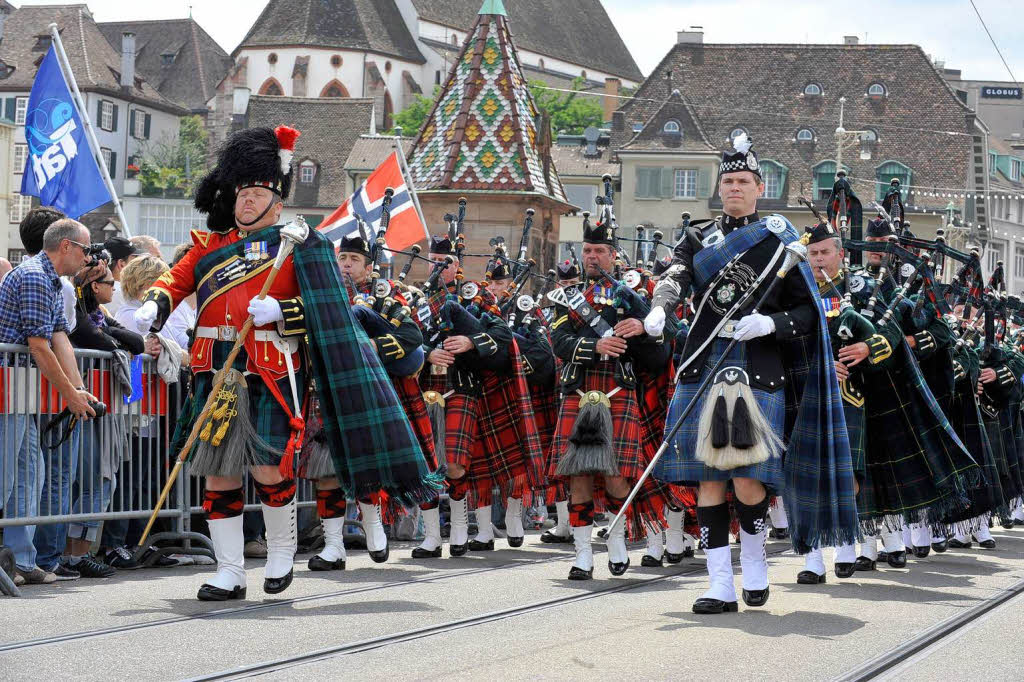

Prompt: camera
[
  {"left": 89, "top": 400, "right": 108, "bottom": 419},
  {"left": 85, "top": 244, "right": 110, "bottom": 267}
]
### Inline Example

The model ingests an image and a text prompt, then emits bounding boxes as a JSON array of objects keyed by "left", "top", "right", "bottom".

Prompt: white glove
[
  {"left": 248, "top": 296, "right": 284, "bottom": 326},
  {"left": 134, "top": 300, "right": 158, "bottom": 333},
  {"left": 732, "top": 313, "right": 776, "bottom": 342},
  {"left": 644, "top": 306, "right": 667, "bottom": 337}
]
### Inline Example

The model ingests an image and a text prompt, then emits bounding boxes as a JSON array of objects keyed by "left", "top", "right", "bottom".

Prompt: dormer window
[
  {"left": 796, "top": 128, "right": 815, "bottom": 143},
  {"left": 663, "top": 120, "right": 680, "bottom": 134},
  {"left": 803, "top": 83, "right": 823, "bottom": 97},
  {"left": 1012, "top": 158, "right": 1022, "bottom": 183},
  {"left": 867, "top": 83, "right": 886, "bottom": 98},
  {"left": 300, "top": 160, "right": 316, "bottom": 184},
  {"left": 32, "top": 35, "right": 52, "bottom": 52},
  {"left": 632, "top": 123, "right": 643, "bottom": 133},
  {"left": 860, "top": 129, "right": 878, "bottom": 142},
  {"left": 730, "top": 127, "right": 748, "bottom": 140},
  {"left": 161, "top": 52, "right": 175, "bottom": 66}
]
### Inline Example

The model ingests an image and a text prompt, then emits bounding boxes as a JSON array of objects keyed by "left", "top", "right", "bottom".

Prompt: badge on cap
[
  {"left": 766, "top": 215, "right": 787, "bottom": 235},
  {"left": 746, "top": 153, "right": 759, "bottom": 172}
]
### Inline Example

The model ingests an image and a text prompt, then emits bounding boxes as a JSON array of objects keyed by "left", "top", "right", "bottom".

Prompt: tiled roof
[
  {"left": 613, "top": 43, "right": 976, "bottom": 210},
  {"left": 245, "top": 95, "right": 375, "bottom": 209},
  {"left": 0, "top": 4, "right": 184, "bottom": 113},
  {"left": 97, "top": 18, "right": 233, "bottom": 113},
  {"left": 406, "top": 7, "right": 569, "bottom": 205},
  {"left": 550, "top": 143, "right": 617, "bottom": 178},
  {"left": 236, "top": 0, "right": 425, "bottom": 64},
  {"left": 345, "top": 134, "right": 414, "bottom": 172},
  {"left": 618, "top": 88, "right": 716, "bottom": 154},
  {"left": 411, "top": 0, "right": 642, "bottom": 83}
]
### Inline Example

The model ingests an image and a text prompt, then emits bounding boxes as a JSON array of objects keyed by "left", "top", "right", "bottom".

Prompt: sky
[{"left": 12, "top": 0, "right": 1023, "bottom": 83}]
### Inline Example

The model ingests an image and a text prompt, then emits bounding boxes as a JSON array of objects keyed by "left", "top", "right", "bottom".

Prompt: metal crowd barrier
[{"left": 0, "top": 343, "right": 319, "bottom": 596}]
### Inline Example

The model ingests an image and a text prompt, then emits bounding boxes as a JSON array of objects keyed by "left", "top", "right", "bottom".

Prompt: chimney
[
  {"left": 843, "top": 35, "right": 859, "bottom": 45},
  {"left": 603, "top": 77, "right": 620, "bottom": 123},
  {"left": 612, "top": 111, "right": 625, "bottom": 133},
  {"left": 677, "top": 26, "right": 703, "bottom": 44},
  {"left": 120, "top": 32, "right": 136, "bottom": 90},
  {"left": 665, "top": 69, "right": 672, "bottom": 97}
]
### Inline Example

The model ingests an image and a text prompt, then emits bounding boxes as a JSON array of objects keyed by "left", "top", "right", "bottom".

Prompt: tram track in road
[
  {"left": 185, "top": 546, "right": 794, "bottom": 681},
  {"left": 836, "top": 575, "right": 1024, "bottom": 682},
  {"left": 0, "top": 548, "right": 577, "bottom": 654}
]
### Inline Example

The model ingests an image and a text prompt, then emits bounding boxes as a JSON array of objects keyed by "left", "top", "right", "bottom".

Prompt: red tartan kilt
[
  {"left": 393, "top": 375, "right": 437, "bottom": 471},
  {"left": 420, "top": 371, "right": 446, "bottom": 394},
  {"left": 444, "top": 392, "right": 478, "bottom": 471},
  {"left": 532, "top": 383, "right": 559, "bottom": 458},
  {"left": 549, "top": 359, "right": 645, "bottom": 480}
]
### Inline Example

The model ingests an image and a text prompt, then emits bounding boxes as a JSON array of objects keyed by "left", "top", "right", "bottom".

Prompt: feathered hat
[
  {"left": 719, "top": 132, "right": 760, "bottom": 178},
  {"left": 194, "top": 126, "right": 300, "bottom": 233}
]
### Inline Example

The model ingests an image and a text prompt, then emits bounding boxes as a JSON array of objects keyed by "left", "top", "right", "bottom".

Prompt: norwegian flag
[{"left": 319, "top": 151, "right": 428, "bottom": 253}]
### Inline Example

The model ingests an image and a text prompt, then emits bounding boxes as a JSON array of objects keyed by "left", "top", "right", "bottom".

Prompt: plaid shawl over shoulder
[{"left": 294, "top": 230, "right": 442, "bottom": 504}]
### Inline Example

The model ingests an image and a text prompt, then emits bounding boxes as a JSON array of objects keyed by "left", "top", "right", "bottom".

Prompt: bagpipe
[
  {"left": 842, "top": 238, "right": 943, "bottom": 331},
  {"left": 825, "top": 172, "right": 864, "bottom": 266}
]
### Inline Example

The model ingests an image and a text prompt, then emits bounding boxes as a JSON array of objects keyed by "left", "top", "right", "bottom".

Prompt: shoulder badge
[
  {"left": 766, "top": 215, "right": 787, "bottom": 235},
  {"left": 190, "top": 229, "right": 211, "bottom": 248},
  {"left": 849, "top": 275, "right": 866, "bottom": 294}
]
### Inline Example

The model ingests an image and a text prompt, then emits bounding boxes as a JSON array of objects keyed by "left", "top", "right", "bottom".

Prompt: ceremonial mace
[
  {"left": 134, "top": 218, "right": 311, "bottom": 556},
  {"left": 607, "top": 242, "right": 807, "bottom": 532}
]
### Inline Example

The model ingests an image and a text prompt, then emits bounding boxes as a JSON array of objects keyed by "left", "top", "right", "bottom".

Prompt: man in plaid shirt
[{"left": 0, "top": 218, "right": 98, "bottom": 586}]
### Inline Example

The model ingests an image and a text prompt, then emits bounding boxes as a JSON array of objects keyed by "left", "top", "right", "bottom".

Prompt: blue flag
[
  {"left": 123, "top": 355, "right": 143, "bottom": 405},
  {"left": 19, "top": 47, "right": 112, "bottom": 219}
]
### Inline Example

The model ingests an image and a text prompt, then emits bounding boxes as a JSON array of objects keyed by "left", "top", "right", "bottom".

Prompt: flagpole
[
  {"left": 392, "top": 126, "right": 429, "bottom": 241},
  {"left": 48, "top": 23, "right": 132, "bottom": 237}
]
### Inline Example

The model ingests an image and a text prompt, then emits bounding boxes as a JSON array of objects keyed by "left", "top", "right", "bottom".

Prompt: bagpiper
[
  {"left": 134, "top": 127, "right": 438, "bottom": 600},
  {"left": 643, "top": 134, "right": 857, "bottom": 614}
]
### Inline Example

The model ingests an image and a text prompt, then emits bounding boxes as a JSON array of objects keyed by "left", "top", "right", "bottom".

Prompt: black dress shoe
[
  {"left": 308, "top": 554, "right": 346, "bottom": 571},
  {"left": 877, "top": 550, "right": 888, "bottom": 563},
  {"left": 468, "top": 539, "right": 494, "bottom": 551},
  {"left": 368, "top": 541, "right": 390, "bottom": 564},
  {"left": 411, "top": 546, "right": 443, "bottom": 559},
  {"left": 568, "top": 566, "right": 593, "bottom": 580},
  {"left": 692, "top": 598, "right": 738, "bottom": 614},
  {"left": 797, "top": 570, "right": 826, "bottom": 585},
  {"left": 886, "top": 551, "right": 907, "bottom": 568},
  {"left": 854, "top": 556, "right": 877, "bottom": 571},
  {"left": 976, "top": 538, "right": 996, "bottom": 549},
  {"left": 834, "top": 563, "right": 856, "bottom": 578},
  {"left": 742, "top": 587, "right": 770, "bottom": 607},
  {"left": 664, "top": 548, "right": 694, "bottom": 564},
  {"left": 1001, "top": 519, "right": 1015, "bottom": 530},
  {"left": 507, "top": 536, "right": 524, "bottom": 548},
  {"left": 263, "top": 569, "right": 293, "bottom": 595},
  {"left": 540, "top": 530, "right": 573, "bottom": 544},
  {"left": 449, "top": 542, "right": 469, "bottom": 557},
  {"left": 1014, "top": 519, "right": 1024, "bottom": 527},
  {"left": 931, "top": 539, "right": 948, "bottom": 553},
  {"left": 608, "top": 558, "right": 630, "bottom": 576},
  {"left": 912, "top": 545, "right": 930, "bottom": 559},
  {"left": 769, "top": 528, "right": 789, "bottom": 540},
  {"left": 197, "top": 583, "right": 246, "bottom": 601},
  {"left": 641, "top": 553, "right": 664, "bottom": 568},
  {"left": 947, "top": 538, "right": 972, "bottom": 549}
]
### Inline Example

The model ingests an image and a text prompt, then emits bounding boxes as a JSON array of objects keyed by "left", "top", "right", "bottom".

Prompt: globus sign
[{"left": 981, "top": 86, "right": 1022, "bottom": 99}]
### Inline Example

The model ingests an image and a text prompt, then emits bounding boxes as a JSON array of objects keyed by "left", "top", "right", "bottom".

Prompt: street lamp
[{"left": 835, "top": 96, "right": 875, "bottom": 170}]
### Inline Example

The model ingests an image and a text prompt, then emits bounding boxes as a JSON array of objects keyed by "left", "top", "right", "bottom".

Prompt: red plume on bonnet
[{"left": 275, "top": 126, "right": 301, "bottom": 175}]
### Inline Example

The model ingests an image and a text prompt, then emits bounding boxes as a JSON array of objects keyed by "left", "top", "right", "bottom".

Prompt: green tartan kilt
[
  {"left": 171, "top": 340, "right": 306, "bottom": 476},
  {"left": 986, "top": 408, "right": 1024, "bottom": 505},
  {"left": 844, "top": 400, "right": 865, "bottom": 480},
  {"left": 861, "top": 365, "right": 974, "bottom": 522}
]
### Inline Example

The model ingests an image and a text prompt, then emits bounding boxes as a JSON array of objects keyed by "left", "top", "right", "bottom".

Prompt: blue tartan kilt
[
  {"left": 654, "top": 338, "right": 785, "bottom": 489},
  {"left": 844, "top": 400, "right": 866, "bottom": 480}
]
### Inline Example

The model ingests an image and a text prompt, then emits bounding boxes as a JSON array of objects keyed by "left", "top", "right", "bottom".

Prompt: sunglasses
[
  {"left": 96, "top": 279, "right": 115, "bottom": 287},
  {"left": 67, "top": 239, "right": 90, "bottom": 253}
]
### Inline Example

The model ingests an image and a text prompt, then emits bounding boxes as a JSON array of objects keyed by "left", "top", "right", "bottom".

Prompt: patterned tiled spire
[{"left": 406, "top": 0, "right": 568, "bottom": 204}]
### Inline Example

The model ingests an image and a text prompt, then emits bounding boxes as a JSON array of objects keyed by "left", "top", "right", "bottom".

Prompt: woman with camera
[{"left": 61, "top": 261, "right": 146, "bottom": 578}]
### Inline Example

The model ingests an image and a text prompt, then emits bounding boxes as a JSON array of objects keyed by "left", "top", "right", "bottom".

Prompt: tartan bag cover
[{"left": 293, "top": 229, "right": 443, "bottom": 504}]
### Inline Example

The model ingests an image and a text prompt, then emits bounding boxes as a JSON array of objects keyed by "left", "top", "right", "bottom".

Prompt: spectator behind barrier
[
  {"left": 19, "top": 207, "right": 76, "bottom": 334},
  {"left": 0, "top": 258, "right": 12, "bottom": 283},
  {"left": 102, "top": 235, "right": 143, "bottom": 316},
  {"left": 0, "top": 219, "right": 97, "bottom": 587},
  {"left": 130, "top": 235, "right": 163, "bottom": 261}
]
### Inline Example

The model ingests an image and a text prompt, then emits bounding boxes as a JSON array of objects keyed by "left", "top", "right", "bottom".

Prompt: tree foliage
[
  {"left": 137, "top": 115, "right": 208, "bottom": 197},
  {"left": 529, "top": 76, "right": 604, "bottom": 136},
  {"left": 387, "top": 86, "right": 442, "bottom": 137}
]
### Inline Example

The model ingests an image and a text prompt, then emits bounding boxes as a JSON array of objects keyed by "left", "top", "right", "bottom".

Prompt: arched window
[
  {"left": 538, "top": 58, "right": 545, "bottom": 70},
  {"left": 729, "top": 127, "right": 747, "bottom": 140},
  {"left": 383, "top": 91, "right": 394, "bottom": 131},
  {"left": 760, "top": 160, "right": 788, "bottom": 200},
  {"left": 796, "top": 128, "right": 815, "bottom": 142},
  {"left": 813, "top": 160, "right": 848, "bottom": 200},
  {"left": 663, "top": 119, "right": 680, "bottom": 133},
  {"left": 319, "top": 79, "right": 350, "bottom": 98},
  {"left": 451, "top": 34, "right": 459, "bottom": 46},
  {"left": 258, "top": 78, "right": 283, "bottom": 96},
  {"left": 867, "top": 83, "right": 886, "bottom": 97},
  {"left": 875, "top": 161, "right": 912, "bottom": 202},
  {"left": 330, "top": 54, "right": 342, "bottom": 68},
  {"left": 299, "top": 160, "right": 317, "bottom": 184},
  {"left": 803, "top": 83, "right": 823, "bottom": 97}
]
